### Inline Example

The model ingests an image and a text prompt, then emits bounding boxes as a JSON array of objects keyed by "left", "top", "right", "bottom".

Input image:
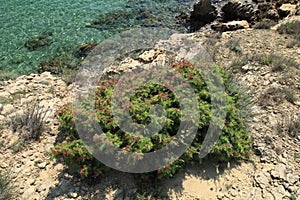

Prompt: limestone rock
[
  {"left": 255, "top": 171, "right": 270, "bottom": 189},
  {"left": 278, "top": 4, "right": 297, "bottom": 18},
  {"left": 1, "top": 104, "right": 14, "bottom": 115},
  {"left": 211, "top": 20, "right": 249, "bottom": 32},
  {"left": 37, "top": 162, "right": 47, "bottom": 169},
  {"left": 286, "top": 174, "right": 299, "bottom": 185},
  {"left": 271, "top": 163, "right": 287, "bottom": 180}
]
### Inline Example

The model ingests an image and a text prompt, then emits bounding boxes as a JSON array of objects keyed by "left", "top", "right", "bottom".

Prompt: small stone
[
  {"left": 36, "top": 183, "right": 47, "bottom": 193},
  {"left": 282, "top": 152, "right": 288, "bottom": 158},
  {"left": 271, "top": 163, "right": 286, "bottom": 180},
  {"left": 255, "top": 171, "right": 270, "bottom": 188},
  {"left": 68, "top": 192, "right": 78, "bottom": 198},
  {"left": 230, "top": 190, "right": 237, "bottom": 197},
  {"left": 0, "top": 162, "right": 9, "bottom": 168},
  {"left": 37, "top": 162, "right": 47, "bottom": 169},
  {"left": 27, "top": 178, "right": 36, "bottom": 185},
  {"left": 63, "top": 173, "right": 73, "bottom": 180},
  {"left": 22, "top": 187, "right": 36, "bottom": 199}
]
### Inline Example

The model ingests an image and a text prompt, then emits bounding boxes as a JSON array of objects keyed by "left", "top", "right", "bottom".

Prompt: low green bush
[
  {"left": 277, "top": 21, "right": 300, "bottom": 48},
  {"left": 52, "top": 60, "right": 252, "bottom": 178},
  {"left": 0, "top": 169, "right": 15, "bottom": 200},
  {"left": 253, "top": 20, "right": 277, "bottom": 29},
  {"left": 12, "top": 101, "right": 48, "bottom": 142}
]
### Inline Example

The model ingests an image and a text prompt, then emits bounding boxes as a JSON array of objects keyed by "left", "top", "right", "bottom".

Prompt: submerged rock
[
  {"left": 24, "top": 32, "right": 53, "bottom": 51},
  {"left": 39, "top": 60, "right": 63, "bottom": 75}
]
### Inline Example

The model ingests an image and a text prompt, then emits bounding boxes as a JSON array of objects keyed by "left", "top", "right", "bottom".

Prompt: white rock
[
  {"left": 68, "top": 192, "right": 78, "bottom": 198},
  {"left": 37, "top": 162, "right": 47, "bottom": 169},
  {"left": 286, "top": 174, "right": 299, "bottom": 185}
]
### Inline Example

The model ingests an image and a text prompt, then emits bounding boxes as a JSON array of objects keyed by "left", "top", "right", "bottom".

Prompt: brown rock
[
  {"left": 190, "top": 0, "right": 218, "bottom": 30},
  {"left": 222, "top": 0, "right": 256, "bottom": 22}
]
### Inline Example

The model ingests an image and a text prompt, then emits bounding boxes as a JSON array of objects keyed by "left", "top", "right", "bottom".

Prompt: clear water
[{"left": 0, "top": 0, "right": 192, "bottom": 75}]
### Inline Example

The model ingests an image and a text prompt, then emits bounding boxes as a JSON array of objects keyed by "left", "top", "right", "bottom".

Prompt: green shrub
[
  {"left": 230, "top": 53, "right": 298, "bottom": 72},
  {"left": 12, "top": 101, "right": 48, "bottom": 142},
  {"left": 0, "top": 169, "right": 15, "bottom": 200},
  {"left": 277, "top": 21, "right": 300, "bottom": 35},
  {"left": 253, "top": 20, "right": 277, "bottom": 29},
  {"left": 225, "top": 38, "right": 243, "bottom": 54},
  {"left": 0, "top": 70, "right": 18, "bottom": 81},
  {"left": 276, "top": 112, "right": 300, "bottom": 138},
  {"left": 277, "top": 21, "right": 300, "bottom": 48},
  {"left": 52, "top": 60, "right": 252, "bottom": 178}
]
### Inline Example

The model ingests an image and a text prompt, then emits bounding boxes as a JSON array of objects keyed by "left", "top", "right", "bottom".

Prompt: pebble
[
  {"left": 37, "top": 162, "right": 47, "bottom": 169},
  {"left": 68, "top": 192, "right": 78, "bottom": 198}
]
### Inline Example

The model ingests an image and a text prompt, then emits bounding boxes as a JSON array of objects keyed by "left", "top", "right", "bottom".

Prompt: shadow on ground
[{"left": 45, "top": 156, "right": 244, "bottom": 199}]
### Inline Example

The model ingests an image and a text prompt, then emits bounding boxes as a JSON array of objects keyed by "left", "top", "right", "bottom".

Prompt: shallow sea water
[{"left": 0, "top": 0, "right": 192, "bottom": 75}]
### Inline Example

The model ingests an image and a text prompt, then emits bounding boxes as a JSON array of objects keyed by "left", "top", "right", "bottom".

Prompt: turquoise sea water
[{"left": 0, "top": 0, "right": 192, "bottom": 75}]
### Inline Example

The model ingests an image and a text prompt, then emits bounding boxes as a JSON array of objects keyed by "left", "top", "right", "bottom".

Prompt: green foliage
[
  {"left": 259, "top": 86, "right": 297, "bottom": 108},
  {"left": 0, "top": 69, "right": 17, "bottom": 81},
  {"left": 225, "top": 38, "right": 242, "bottom": 54},
  {"left": 277, "top": 21, "right": 300, "bottom": 35},
  {"left": 0, "top": 169, "right": 15, "bottom": 200},
  {"left": 230, "top": 53, "right": 298, "bottom": 73},
  {"left": 277, "top": 21, "right": 300, "bottom": 48},
  {"left": 10, "top": 101, "right": 49, "bottom": 151},
  {"left": 136, "top": 192, "right": 164, "bottom": 200},
  {"left": 52, "top": 60, "right": 252, "bottom": 178},
  {"left": 253, "top": 20, "right": 277, "bottom": 29},
  {"left": 276, "top": 112, "right": 300, "bottom": 138},
  {"left": 8, "top": 139, "right": 25, "bottom": 154}
]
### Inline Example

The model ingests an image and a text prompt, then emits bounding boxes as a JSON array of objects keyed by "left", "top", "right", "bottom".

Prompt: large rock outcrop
[
  {"left": 190, "top": 0, "right": 218, "bottom": 30},
  {"left": 221, "top": 0, "right": 256, "bottom": 22}
]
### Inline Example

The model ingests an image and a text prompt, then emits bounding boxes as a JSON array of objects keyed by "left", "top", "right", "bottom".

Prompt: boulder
[
  {"left": 265, "top": 9, "right": 280, "bottom": 20},
  {"left": 39, "top": 60, "right": 63, "bottom": 75},
  {"left": 190, "top": 0, "right": 218, "bottom": 30},
  {"left": 211, "top": 20, "right": 249, "bottom": 32},
  {"left": 222, "top": 0, "right": 256, "bottom": 22},
  {"left": 278, "top": 3, "right": 297, "bottom": 17},
  {"left": 257, "top": 3, "right": 279, "bottom": 20}
]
